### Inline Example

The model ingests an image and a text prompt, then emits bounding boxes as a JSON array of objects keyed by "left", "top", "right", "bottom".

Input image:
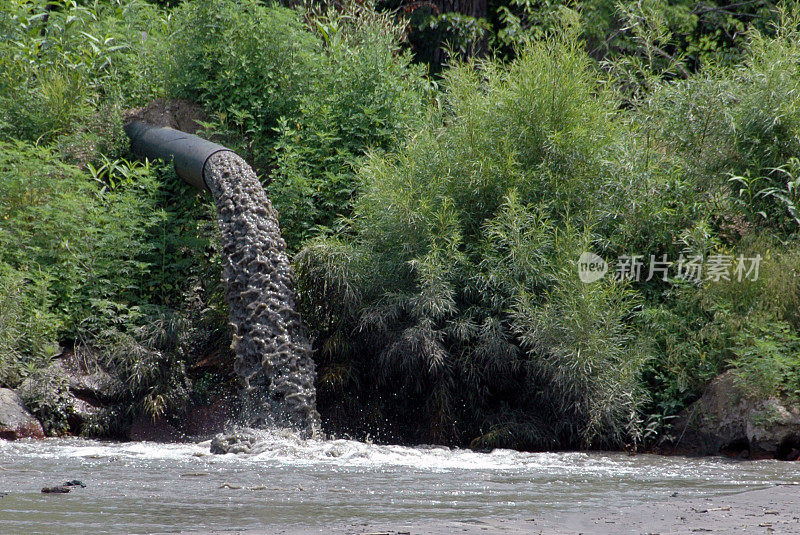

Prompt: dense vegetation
[{"left": 1, "top": 0, "right": 798, "bottom": 451}]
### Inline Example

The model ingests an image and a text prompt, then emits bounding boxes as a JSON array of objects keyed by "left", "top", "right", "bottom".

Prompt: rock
[
  {"left": 0, "top": 388, "right": 44, "bottom": 440},
  {"left": 128, "top": 414, "right": 183, "bottom": 442},
  {"left": 747, "top": 398, "right": 800, "bottom": 458},
  {"left": 178, "top": 398, "right": 233, "bottom": 438},
  {"left": 68, "top": 397, "right": 101, "bottom": 432},
  {"left": 55, "top": 348, "right": 124, "bottom": 404},
  {"left": 41, "top": 486, "right": 70, "bottom": 494},
  {"left": 662, "top": 371, "right": 800, "bottom": 459},
  {"left": 18, "top": 366, "right": 78, "bottom": 436},
  {"left": 210, "top": 429, "right": 261, "bottom": 454},
  {"left": 18, "top": 350, "right": 123, "bottom": 436},
  {"left": 60, "top": 360, "right": 123, "bottom": 404},
  {"left": 40, "top": 481, "right": 85, "bottom": 493}
]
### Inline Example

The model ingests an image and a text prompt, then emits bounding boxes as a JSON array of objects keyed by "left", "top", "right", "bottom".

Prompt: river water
[{"left": 2, "top": 433, "right": 799, "bottom": 534}]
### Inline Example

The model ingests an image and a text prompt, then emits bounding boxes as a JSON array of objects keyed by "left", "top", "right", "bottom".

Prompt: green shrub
[
  {"left": 0, "top": 2, "right": 231, "bottom": 434},
  {"left": 166, "top": 0, "right": 429, "bottom": 249},
  {"left": 166, "top": 0, "right": 318, "bottom": 162},
  {"left": 0, "top": 137, "right": 226, "bottom": 348},
  {"left": 639, "top": 233, "right": 800, "bottom": 437},
  {"left": 269, "top": 4, "right": 429, "bottom": 247},
  {"left": 297, "top": 31, "right": 646, "bottom": 449},
  {"left": 0, "top": 0, "right": 166, "bottom": 146},
  {"left": 0, "top": 141, "right": 158, "bottom": 333},
  {"left": 646, "top": 10, "right": 800, "bottom": 233},
  {"left": 95, "top": 313, "right": 194, "bottom": 423},
  {"left": 0, "top": 263, "right": 60, "bottom": 388},
  {"left": 0, "top": 139, "right": 231, "bottom": 434},
  {"left": 730, "top": 319, "right": 800, "bottom": 400}
]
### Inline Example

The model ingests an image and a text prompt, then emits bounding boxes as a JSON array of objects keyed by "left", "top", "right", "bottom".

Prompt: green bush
[
  {"left": 296, "top": 10, "right": 800, "bottom": 449},
  {"left": 0, "top": 0, "right": 166, "bottom": 147},
  {"left": 297, "top": 30, "right": 646, "bottom": 449},
  {"left": 0, "top": 141, "right": 159, "bottom": 334},
  {"left": 1, "top": 0, "right": 799, "bottom": 452},
  {"left": 166, "top": 0, "right": 318, "bottom": 161},
  {"left": 646, "top": 11, "right": 800, "bottom": 233},
  {"left": 0, "top": 136, "right": 229, "bottom": 396},
  {"left": 639, "top": 234, "right": 800, "bottom": 437},
  {"left": 165, "top": 0, "right": 429, "bottom": 249},
  {"left": 96, "top": 313, "right": 195, "bottom": 422},
  {"left": 0, "top": 263, "right": 60, "bottom": 388},
  {"left": 269, "top": 4, "right": 430, "bottom": 247},
  {"left": 730, "top": 319, "right": 800, "bottom": 400}
]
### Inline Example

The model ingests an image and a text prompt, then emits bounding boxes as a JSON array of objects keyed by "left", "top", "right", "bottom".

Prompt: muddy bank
[
  {"left": 123, "top": 98, "right": 208, "bottom": 134},
  {"left": 272, "top": 484, "right": 800, "bottom": 534}
]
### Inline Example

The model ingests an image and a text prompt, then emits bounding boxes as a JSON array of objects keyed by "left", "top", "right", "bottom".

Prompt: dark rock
[
  {"left": 56, "top": 349, "right": 125, "bottom": 404},
  {"left": 661, "top": 371, "right": 800, "bottom": 459},
  {"left": 178, "top": 398, "right": 233, "bottom": 438},
  {"left": 63, "top": 480, "right": 86, "bottom": 488},
  {"left": 0, "top": 388, "right": 44, "bottom": 440},
  {"left": 18, "top": 350, "right": 123, "bottom": 436},
  {"left": 67, "top": 397, "right": 101, "bottom": 433},
  {"left": 41, "top": 486, "right": 70, "bottom": 494},
  {"left": 64, "top": 370, "right": 122, "bottom": 405},
  {"left": 128, "top": 414, "right": 183, "bottom": 442}
]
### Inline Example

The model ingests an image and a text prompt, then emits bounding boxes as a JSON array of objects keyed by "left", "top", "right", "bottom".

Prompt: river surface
[{"left": 2, "top": 432, "right": 799, "bottom": 534}]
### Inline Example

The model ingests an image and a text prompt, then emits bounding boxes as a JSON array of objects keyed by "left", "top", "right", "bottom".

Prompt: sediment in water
[{"left": 204, "top": 151, "right": 320, "bottom": 437}]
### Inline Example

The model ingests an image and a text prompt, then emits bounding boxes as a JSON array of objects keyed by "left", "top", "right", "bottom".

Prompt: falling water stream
[{"left": 204, "top": 151, "right": 319, "bottom": 436}]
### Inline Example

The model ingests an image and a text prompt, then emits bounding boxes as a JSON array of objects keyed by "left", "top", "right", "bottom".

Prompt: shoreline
[{"left": 267, "top": 484, "right": 800, "bottom": 535}]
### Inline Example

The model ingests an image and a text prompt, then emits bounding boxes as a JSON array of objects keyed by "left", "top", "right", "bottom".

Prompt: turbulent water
[
  {"left": 2, "top": 435, "right": 800, "bottom": 534},
  {"left": 204, "top": 151, "right": 319, "bottom": 435}
]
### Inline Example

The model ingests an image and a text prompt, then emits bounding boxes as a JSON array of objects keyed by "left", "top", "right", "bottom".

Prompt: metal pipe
[{"left": 123, "top": 121, "right": 232, "bottom": 191}]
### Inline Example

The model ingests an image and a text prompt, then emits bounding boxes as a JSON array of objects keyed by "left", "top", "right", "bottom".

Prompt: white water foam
[{"left": 1, "top": 431, "right": 788, "bottom": 488}]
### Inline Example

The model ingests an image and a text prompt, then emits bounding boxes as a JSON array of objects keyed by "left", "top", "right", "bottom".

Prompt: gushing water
[{"left": 203, "top": 151, "right": 320, "bottom": 436}]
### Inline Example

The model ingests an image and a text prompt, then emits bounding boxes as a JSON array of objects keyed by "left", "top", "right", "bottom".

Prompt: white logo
[{"left": 578, "top": 252, "right": 607, "bottom": 283}]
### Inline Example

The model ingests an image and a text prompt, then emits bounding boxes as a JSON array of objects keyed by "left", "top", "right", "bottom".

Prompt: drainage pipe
[{"left": 123, "top": 121, "right": 232, "bottom": 191}]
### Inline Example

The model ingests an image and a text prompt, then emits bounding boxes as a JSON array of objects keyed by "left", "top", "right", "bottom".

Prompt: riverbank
[{"left": 274, "top": 484, "right": 800, "bottom": 534}]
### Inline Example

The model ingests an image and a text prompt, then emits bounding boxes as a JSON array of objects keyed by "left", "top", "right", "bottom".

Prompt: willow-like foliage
[{"left": 297, "top": 27, "right": 647, "bottom": 449}]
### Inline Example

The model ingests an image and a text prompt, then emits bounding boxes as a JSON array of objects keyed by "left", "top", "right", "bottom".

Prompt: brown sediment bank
[{"left": 272, "top": 484, "right": 800, "bottom": 534}]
